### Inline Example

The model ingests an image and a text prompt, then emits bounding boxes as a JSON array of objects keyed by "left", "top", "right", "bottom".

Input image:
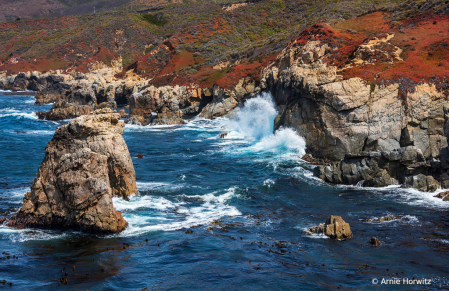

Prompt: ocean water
[{"left": 0, "top": 91, "right": 448, "bottom": 290}]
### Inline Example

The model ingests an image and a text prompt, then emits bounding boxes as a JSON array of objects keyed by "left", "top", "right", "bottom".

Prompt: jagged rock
[
  {"left": 34, "top": 74, "right": 71, "bottom": 104},
  {"left": 305, "top": 215, "right": 352, "bottom": 239},
  {"left": 97, "top": 101, "right": 117, "bottom": 109},
  {"left": 129, "top": 86, "right": 187, "bottom": 125},
  {"left": 7, "top": 109, "right": 137, "bottom": 234},
  {"left": 43, "top": 82, "right": 97, "bottom": 121},
  {"left": 302, "top": 154, "right": 331, "bottom": 165},
  {"left": 35, "top": 111, "right": 46, "bottom": 120},
  {"left": 199, "top": 85, "right": 239, "bottom": 119},
  {"left": 219, "top": 132, "right": 228, "bottom": 138},
  {"left": 403, "top": 174, "right": 439, "bottom": 192},
  {"left": 0, "top": 218, "right": 5, "bottom": 225}
]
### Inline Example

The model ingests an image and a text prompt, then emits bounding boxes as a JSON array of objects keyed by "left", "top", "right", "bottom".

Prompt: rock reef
[
  {"left": 305, "top": 216, "right": 353, "bottom": 239},
  {"left": 7, "top": 109, "right": 137, "bottom": 234}
]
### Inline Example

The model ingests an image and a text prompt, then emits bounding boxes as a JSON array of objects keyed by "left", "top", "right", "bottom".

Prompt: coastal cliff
[
  {"left": 261, "top": 11, "right": 449, "bottom": 190},
  {"left": 7, "top": 109, "right": 137, "bottom": 233}
]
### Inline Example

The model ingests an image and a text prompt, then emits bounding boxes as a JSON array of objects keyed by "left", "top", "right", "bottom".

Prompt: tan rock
[
  {"left": 7, "top": 109, "right": 137, "bottom": 234},
  {"left": 306, "top": 215, "right": 352, "bottom": 239}
]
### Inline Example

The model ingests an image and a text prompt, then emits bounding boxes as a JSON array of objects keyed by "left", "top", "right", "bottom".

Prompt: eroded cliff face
[
  {"left": 261, "top": 17, "right": 449, "bottom": 190},
  {"left": 11, "top": 68, "right": 151, "bottom": 121},
  {"left": 7, "top": 109, "right": 137, "bottom": 233},
  {"left": 128, "top": 85, "right": 214, "bottom": 125}
]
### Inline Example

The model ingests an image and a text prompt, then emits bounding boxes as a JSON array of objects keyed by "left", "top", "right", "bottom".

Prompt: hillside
[
  {"left": 0, "top": 0, "right": 245, "bottom": 22},
  {"left": 0, "top": 0, "right": 413, "bottom": 83}
]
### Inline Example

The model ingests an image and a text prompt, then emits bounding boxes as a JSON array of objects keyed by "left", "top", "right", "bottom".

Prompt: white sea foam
[
  {"left": 218, "top": 93, "right": 306, "bottom": 156},
  {"left": 0, "top": 110, "right": 37, "bottom": 120},
  {"left": 263, "top": 179, "right": 275, "bottom": 188},
  {"left": 113, "top": 195, "right": 181, "bottom": 211},
  {"left": 110, "top": 187, "right": 242, "bottom": 237},
  {"left": 124, "top": 123, "right": 180, "bottom": 132},
  {"left": 250, "top": 127, "right": 306, "bottom": 155},
  {"left": 334, "top": 183, "right": 449, "bottom": 209},
  {"left": 0, "top": 226, "right": 69, "bottom": 242},
  {"left": 224, "top": 93, "right": 278, "bottom": 141},
  {"left": 136, "top": 181, "right": 184, "bottom": 192}
]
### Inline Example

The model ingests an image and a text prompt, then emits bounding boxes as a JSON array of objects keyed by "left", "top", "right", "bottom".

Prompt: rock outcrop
[
  {"left": 43, "top": 81, "right": 97, "bottom": 121},
  {"left": 305, "top": 215, "right": 353, "bottom": 239},
  {"left": 29, "top": 69, "right": 149, "bottom": 120},
  {"left": 128, "top": 85, "right": 213, "bottom": 125},
  {"left": 314, "top": 146, "right": 440, "bottom": 191},
  {"left": 7, "top": 109, "right": 137, "bottom": 234},
  {"left": 199, "top": 80, "right": 256, "bottom": 119},
  {"left": 261, "top": 22, "right": 449, "bottom": 191}
]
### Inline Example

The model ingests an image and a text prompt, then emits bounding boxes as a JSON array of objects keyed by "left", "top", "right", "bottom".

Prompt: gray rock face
[
  {"left": 314, "top": 146, "right": 444, "bottom": 191},
  {"left": 261, "top": 37, "right": 449, "bottom": 191},
  {"left": 7, "top": 109, "right": 137, "bottom": 234},
  {"left": 44, "top": 82, "right": 97, "bottom": 121}
]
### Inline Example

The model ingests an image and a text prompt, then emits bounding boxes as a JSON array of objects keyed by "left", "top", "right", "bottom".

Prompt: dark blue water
[{"left": 0, "top": 91, "right": 448, "bottom": 290}]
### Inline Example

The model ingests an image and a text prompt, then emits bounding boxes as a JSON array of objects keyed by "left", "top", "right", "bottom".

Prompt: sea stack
[{"left": 8, "top": 109, "right": 137, "bottom": 234}]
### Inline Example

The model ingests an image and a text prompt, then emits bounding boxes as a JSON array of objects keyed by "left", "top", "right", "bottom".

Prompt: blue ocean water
[{"left": 0, "top": 91, "right": 448, "bottom": 290}]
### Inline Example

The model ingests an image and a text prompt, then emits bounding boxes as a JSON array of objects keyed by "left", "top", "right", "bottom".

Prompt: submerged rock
[
  {"left": 305, "top": 215, "right": 352, "bottom": 240},
  {"left": 7, "top": 109, "right": 137, "bottom": 234}
]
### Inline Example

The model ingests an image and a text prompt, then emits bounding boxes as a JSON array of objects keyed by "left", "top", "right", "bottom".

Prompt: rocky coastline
[{"left": 1, "top": 8, "right": 448, "bottom": 196}]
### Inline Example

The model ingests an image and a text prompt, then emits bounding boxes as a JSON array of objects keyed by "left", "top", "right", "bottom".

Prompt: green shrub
[{"left": 140, "top": 13, "right": 168, "bottom": 27}]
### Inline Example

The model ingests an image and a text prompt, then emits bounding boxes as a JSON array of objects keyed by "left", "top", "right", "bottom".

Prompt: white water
[
  {"left": 114, "top": 93, "right": 307, "bottom": 237},
  {"left": 113, "top": 187, "right": 242, "bottom": 237},
  {"left": 218, "top": 93, "right": 306, "bottom": 157}
]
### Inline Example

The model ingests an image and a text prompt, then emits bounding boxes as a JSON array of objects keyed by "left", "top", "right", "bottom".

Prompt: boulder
[
  {"left": 305, "top": 215, "right": 353, "bottom": 239},
  {"left": 7, "top": 109, "right": 137, "bottom": 234}
]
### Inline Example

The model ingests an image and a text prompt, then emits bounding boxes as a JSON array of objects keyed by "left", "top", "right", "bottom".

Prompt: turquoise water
[{"left": 0, "top": 91, "right": 448, "bottom": 290}]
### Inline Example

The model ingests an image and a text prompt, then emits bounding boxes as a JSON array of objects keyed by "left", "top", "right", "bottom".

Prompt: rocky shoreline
[{"left": 1, "top": 10, "right": 448, "bottom": 196}]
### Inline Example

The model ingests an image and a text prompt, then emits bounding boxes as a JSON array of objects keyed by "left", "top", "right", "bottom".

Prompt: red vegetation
[{"left": 288, "top": 11, "right": 449, "bottom": 94}]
